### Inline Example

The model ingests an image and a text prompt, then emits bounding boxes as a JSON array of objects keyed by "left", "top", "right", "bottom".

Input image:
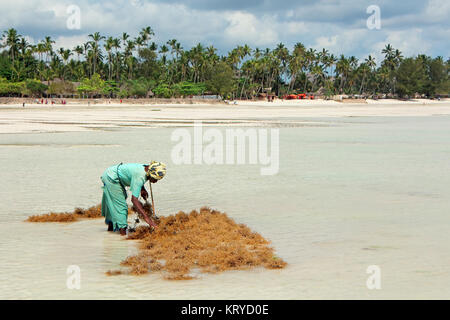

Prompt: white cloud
[
  {"left": 223, "top": 11, "right": 279, "bottom": 47},
  {"left": 425, "top": 0, "right": 450, "bottom": 22},
  {"left": 373, "top": 28, "right": 431, "bottom": 58},
  {"left": 285, "top": 21, "right": 308, "bottom": 35},
  {"left": 313, "top": 35, "right": 338, "bottom": 49},
  {"left": 53, "top": 34, "right": 89, "bottom": 51},
  {"left": 311, "top": 28, "right": 371, "bottom": 58},
  {"left": 0, "top": 0, "right": 447, "bottom": 59}
]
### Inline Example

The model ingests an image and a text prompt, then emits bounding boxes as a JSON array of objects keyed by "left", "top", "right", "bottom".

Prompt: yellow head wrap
[{"left": 147, "top": 161, "right": 167, "bottom": 180}]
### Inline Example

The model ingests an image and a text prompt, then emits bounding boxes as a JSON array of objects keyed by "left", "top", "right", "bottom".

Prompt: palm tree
[
  {"left": 2, "top": 28, "right": 21, "bottom": 63},
  {"left": 140, "top": 26, "right": 154, "bottom": 47},
  {"left": 35, "top": 43, "right": 46, "bottom": 62},
  {"left": 190, "top": 43, "right": 206, "bottom": 83},
  {"left": 18, "top": 37, "right": 29, "bottom": 57},
  {"left": 361, "top": 55, "right": 376, "bottom": 94},
  {"left": 135, "top": 36, "right": 144, "bottom": 58},
  {"left": 288, "top": 42, "right": 305, "bottom": 92},
  {"left": 310, "top": 64, "right": 324, "bottom": 92},
  {"left": 82, "top": 42, "right": 91, "bottom": 76},
  {"left": 347, "top": 56, "right": 359, "bottom": 93},
  {"left": 10, "top": 59, "right": 27, "bottom": 82},
  {"left": 125, "top": 40, "right": 136, "bottom": 79},
  {"left": 88, "top": 32, "right": 105, "bottom": 75},
  {"left": 174, "top": 42, "right": 183, "bottom": 60},
  {"left": 319, "top": 48, "right": 329, "bottom": 69},
  {"left": 382, "top": 44, "right": 394, "bottom": 62},
  {"left": 303, "top": 48, "right": 316, "bottom": 92},
  {"left": 358, "top": 62, "right": 369, "bottom": 94},
  {"left": 149, "top": 42, "right": 158, "bottom": 52},
  {"left": 43, "top": 36, "right": 55, "bottom": 65},
  {"left": 159, "top": 44, "right": 169, "bottom": 65},
  {"left": 112, "top": 38, "right": 121, "bottom": 81},
  {"left": 122, "top": 33, "right": 130, "bottom": 45},
  {"left": 365, "top": 54, "right": 376, "bottom": 70},
  {"left": 58, "top": 48, "right": 72, "bottom": 81},
  {"left": 73, "top": 45, "right": 83, "bottom": 61},
  {"left": 336, "top": 55, "right": 350, "bottom": 93},
  {"left": 391, "top": 49, "right": 403, "bottom": 95},
  {"left": 381, "top": 44, "right": 403, "bottom": 94},
  {"left": 393, "top": 49, "right": 403, "bottom": 66},
  {"left": 328, "top": 53, "right": 337, "bottom": 77},
  {"left": 167, "top": 39, "right": 178, "bottom": 59},
  {"left": 104, "top": 37, "right": 114, "bottom": 80}
]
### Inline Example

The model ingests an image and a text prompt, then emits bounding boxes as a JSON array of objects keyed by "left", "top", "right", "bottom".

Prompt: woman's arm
[{"left": 131, "top": 195, "right": 157, "bottom": 228}]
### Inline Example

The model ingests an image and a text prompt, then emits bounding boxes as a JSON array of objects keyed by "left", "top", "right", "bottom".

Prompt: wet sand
[{"left": 1, "top": 100, "right": 450, "bottom": 134}]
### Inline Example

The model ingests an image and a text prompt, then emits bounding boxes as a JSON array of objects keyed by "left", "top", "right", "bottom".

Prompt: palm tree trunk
[
  {"left": 359, "top": 74, "right": 365, "bottom": 95},
  {"left": 303, "top": 74, "right": 308, "bottom": 93},
  {"left": 240, "top": 74, "right": 247, "bottom": 99}
]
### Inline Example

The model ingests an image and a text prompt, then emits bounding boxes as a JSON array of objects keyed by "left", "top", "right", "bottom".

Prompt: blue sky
[{"left": 0, "top": 0, "right": 448, "bottom": 64}]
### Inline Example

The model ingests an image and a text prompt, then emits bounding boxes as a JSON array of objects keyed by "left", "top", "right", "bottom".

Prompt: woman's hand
[{"left": 144, "top": 215, "right": 158, "bottom": 229}]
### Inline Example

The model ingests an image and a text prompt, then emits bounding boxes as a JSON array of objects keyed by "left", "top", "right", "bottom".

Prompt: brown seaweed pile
[
  {"left": 110, "top": 207, "right": 287, "bottom": 280},
  {"left": 26, "top": 203, "right": 287, "bottom": 280},
  {"left": 26, "top": 204, "right": 105, "bottom": 222}
]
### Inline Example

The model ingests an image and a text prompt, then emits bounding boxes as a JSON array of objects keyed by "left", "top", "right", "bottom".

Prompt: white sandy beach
[{"left": 1, "top": 99, "right": 450, "bottom": 134}]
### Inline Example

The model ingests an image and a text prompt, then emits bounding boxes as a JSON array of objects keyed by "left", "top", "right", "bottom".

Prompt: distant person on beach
[{"left": 100, "top": 161, "right": 166, "bottom": 235}]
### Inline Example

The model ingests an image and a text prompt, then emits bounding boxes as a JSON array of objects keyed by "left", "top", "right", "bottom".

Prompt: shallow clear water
[{"left": 0, "top": 116, "right": 449, "bottom": 299}]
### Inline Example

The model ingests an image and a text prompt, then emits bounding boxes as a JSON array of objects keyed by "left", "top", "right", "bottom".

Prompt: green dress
[{"left": 101, "top": 163, "right": 147, "bottom": 231}]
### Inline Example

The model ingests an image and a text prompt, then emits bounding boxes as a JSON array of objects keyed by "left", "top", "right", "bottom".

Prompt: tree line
[{"left": 0, "top": 27, "right": 448, "bottom": 99}]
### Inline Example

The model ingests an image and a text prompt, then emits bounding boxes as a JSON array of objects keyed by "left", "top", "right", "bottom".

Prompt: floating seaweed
[
  {"left": 26, "top": 204, "right": 106, "bottom": 222},
  {"left": 111, "top": 207, "right": 287, "bottom": 280},
  {"left": 105, "top": 270, "right": 123, "bottom": 276}
]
